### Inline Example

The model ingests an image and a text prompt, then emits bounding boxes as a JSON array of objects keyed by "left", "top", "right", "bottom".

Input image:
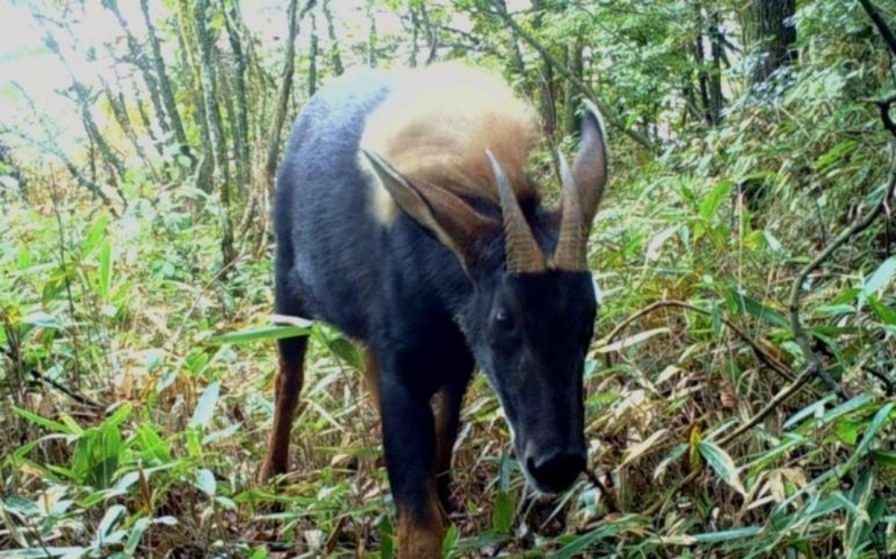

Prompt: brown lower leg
[
  {"left": 361, "top": 347, "right": 381, "bottom": 412},
  {"left": 259, "top": 351, "right": 306, "bottom": 482},
  {"left": 398, "top": 485, "right": 446, "bottom": 559},
  {"left": 433, "top": 389, "right": 463, "bottom": 511}
]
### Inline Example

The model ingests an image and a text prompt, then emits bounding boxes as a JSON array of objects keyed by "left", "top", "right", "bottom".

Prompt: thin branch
[
  {"left": 27, "top": 370, "right": 104, "bottom": 410},
  {"left": 3, "top": 85, "right": 119, "bottom": 215},
  {"left": 601, "top": 300, "right": 796, "bottom": 383},
  {"left": 788, "top": 140, "right": 896, "bottom": 401},
  {"left": 864, "top": 366, "right": 895, "bottom": 396},
  {"left": 264, "top": 0, "right": 316, "bottom": 194},
  {"left": 487, "top": 0, "right": 658, "bottom": 153},
  {"left": 636, "top": 99, "right": 896, "bottom": 524},
  {"left": 641, "top": 364, "right": 815, "bottom": 518},
  {"left": 717, "top": 369, "right": 814, "bottom": 447},
  {"left": 858, "top": 0, "right": 896, "bottom": 57}
]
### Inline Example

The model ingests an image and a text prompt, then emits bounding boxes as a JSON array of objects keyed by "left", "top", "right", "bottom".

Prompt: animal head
[{"left": 362, "top": 69, "right": 608, "bottom": 494}]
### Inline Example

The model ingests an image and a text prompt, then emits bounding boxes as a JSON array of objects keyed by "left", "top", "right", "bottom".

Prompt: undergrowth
[{"left": 2, "top": 4, "right": 896, "bottom": 558}]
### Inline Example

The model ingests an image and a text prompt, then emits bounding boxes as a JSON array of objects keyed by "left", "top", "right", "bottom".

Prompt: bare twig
[
  {"left": 48, "top": 175, "right": 84, "bottom": 389},
  {"left": 641, "top": 364, "right": 815, "bottom": 517},
  {"left": 789, "top": 140, "right": 896, "bottom": 401},
  {"left": 166, "top": 254, "right": 245, "bottom": 350},
  {"left": 717, "top": 368, "right": 815, "bottom": 447},
  {"left": 864, "top": 366, "right": 895, "bottom": 396},
  {"left": 601, "top": 300, "right": 796, "bottom": 383},
  {"left": 27, "top": 369, "right": 104, "bottom": 410},
  {"left": 858, "top": 0, "right": 896, "bottom": 57}
]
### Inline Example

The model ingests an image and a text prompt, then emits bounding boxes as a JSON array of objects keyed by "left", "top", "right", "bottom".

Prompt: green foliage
[{"left": 1, "top": 0, "right": 896, "bottom": 557}]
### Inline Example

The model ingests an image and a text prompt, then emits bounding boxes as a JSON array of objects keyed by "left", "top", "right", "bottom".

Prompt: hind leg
[
  {"left": 260, "top": 262, "right": 312, "bottom": 483},
  {"left": 259, "top": 335, "right": 309, "bottom": 482}
]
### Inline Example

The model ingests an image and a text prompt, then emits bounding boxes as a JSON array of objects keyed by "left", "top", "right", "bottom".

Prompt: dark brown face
[{"left": 461, "top": 270, "right": 598, "bottom": 493}]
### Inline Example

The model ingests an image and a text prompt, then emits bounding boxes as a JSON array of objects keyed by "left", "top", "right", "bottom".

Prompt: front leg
[
  {"left": 433, "top": 363, "right": 473, "bottom": 513},
  {"left": 380, "top": 375, "right": 445, "bottom": 559}
]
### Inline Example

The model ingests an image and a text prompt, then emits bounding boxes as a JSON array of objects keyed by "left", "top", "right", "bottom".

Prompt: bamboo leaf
[
  {"left": 860, "top": 256, "right": 896, "bottom": 303},
  {"left": 492, "top": 491, "right": 514, "bottom": 534},
  {"left": 596, "top": 327, "right": 671, "bottom": 353},
  {"left": 691, "top": 525, "right": 762, "bottom": 543},
  {"left": 870, "top": 449, "right": 896, "bottom": 468},
  {"left": 700, "top": 179, "right": 734, "bottom": 222},
  {"left": 98, "top": 238, "right": 114, "bottom": 301},
  {"left": 189, "top": 380, "right": 220, "bottom": 429},
  {"left": 699, "top": 441, "right": 746, "bottom": 496},
  {"left": 728, "top": 290, "right": 789, "bottom": 329},
  {"left": 621, "top": 429, "right": 669, "bottom": 466},
  {"left": 13, "top": 408, "right": 77, "bottom": 435},
  {"left": 209, "top": 323, "right": 311, "bottom": 346},
  {"left": 194, "top": 468, "right": 216, "bottom": 497}
]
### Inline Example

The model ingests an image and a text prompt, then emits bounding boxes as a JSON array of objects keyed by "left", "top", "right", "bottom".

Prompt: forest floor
[{"left": 1, "top": 139, "right": 895, "bottom": 558}]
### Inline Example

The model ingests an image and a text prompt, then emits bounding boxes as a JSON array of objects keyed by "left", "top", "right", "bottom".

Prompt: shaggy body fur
[{"left": 266, "top": 63, "right": 608, "bottom": 558}]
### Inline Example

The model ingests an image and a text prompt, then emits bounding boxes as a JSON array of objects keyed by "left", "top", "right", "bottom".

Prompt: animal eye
[{"left": 494, "top": 308, "right": 514, "bottom": 331}]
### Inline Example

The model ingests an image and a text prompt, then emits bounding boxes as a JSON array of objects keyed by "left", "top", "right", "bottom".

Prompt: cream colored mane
[{"left": 360, "top": 63, "right": 539, "bottom": 224}]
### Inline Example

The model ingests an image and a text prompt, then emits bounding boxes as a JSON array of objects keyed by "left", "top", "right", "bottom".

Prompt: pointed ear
[
  {"left": 573, "top": 101, "right": 610, "bottom": 227},
  {"left": 362, "top": 150, "right": 500, "bottom": 271}
]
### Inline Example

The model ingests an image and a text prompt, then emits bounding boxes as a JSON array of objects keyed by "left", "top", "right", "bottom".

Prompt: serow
[{"left": 261, "top": 63, "right": 609, "bottom": 558}]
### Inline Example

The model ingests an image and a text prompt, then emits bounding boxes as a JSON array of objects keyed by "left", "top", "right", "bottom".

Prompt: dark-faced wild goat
[{"left": 262, "top": 63, "right": 609, "bottom": 558}]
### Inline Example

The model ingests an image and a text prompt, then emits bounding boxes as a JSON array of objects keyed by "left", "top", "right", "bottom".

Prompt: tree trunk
[
  {"left": 367, "top": 0, "right": 378, "bottom": 67},
  {"left": 489, "top": 0, "right": 657, "bottom": 152},
  {"left": 690, "top": 4, "right": 724, "bottom": 126},
  {"left": 409, "top": 4, "right": 421, "bottom": 67},
  {"left": 264, "top": 0, "right": 307, "bottom": 195},
  {"left": 222, "top": 0, "right": 251, "bottom": 195},
  {"left": 409, "top": 4, "right": 442, "bottom": 65},
  {"left": 0, "top": 140, "right": 26, "bottom": 196},
  {"left": 563, "top": 33, "right": 584, "bottom": 137},
  {"left": 139, "top": 0, "right": 190, "bottom": 157},
  {"left": 322, "top": 0, "right": 344, "bottom": 75},
  {"left": 74, "top": 85, "right": 127, "bottom": 189},
  {"left": 309, "top": 12, "right": 319, "bottom": 97},
  {"left": 176, "top": 0, "right": 213, "bottom": 193},
  {"left": 742, "top": 0, "right": 797, "bottom": 86},
  {"left": 36, "top": 26, "right": 128, "bottom": 202},
  {"left": 130, "top": 78, "right": 163, "bottom": 155},
  {"left": 5, "top": 85, "right": 118, "bottom": 214},
  {"left": 194, "top": 0, "right": 236, "bottom": 269},
  {"left": 102, "top": 0, "right": 170, "bottom": 142},
  {"left": 531, "top": 0, "right": 556, "bottom": 140},
  {"left": 104, "top": 85, "right": 154, "bottom": 175},
  {"left": 691, "top": 13, "right": 712, "bottom": 125},
  {"left": 708, "top": 9, "right": 725, "bottom": 123},
  {"left": 493, "top": 0, "right": 531, "bottom": 100}
]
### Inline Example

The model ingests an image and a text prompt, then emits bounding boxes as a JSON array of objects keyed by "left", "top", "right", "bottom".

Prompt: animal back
[{"left": 360, "top": 63, "right": 539, "bottom": 224}]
